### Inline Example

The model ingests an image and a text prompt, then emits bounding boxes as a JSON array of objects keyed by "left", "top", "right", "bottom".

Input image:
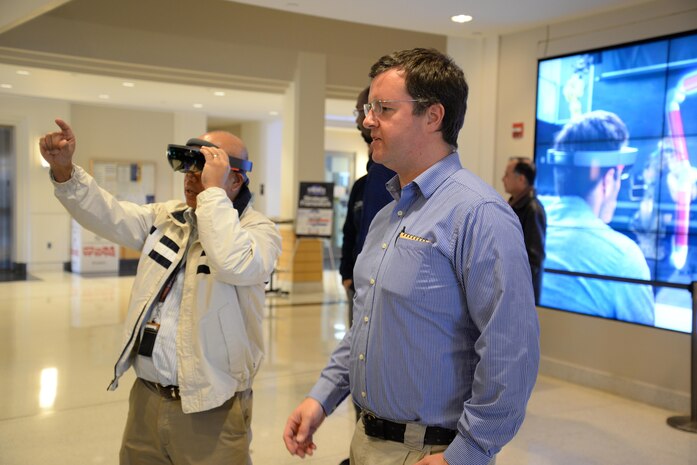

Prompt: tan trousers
[
  {"left": 349, "top": 420, "right": 448, "bottom": 465},
  {"left": 120, "top": 378, "right": 253, "bottom": 465},
  {"left": 349, "top": 420, "right": 496, "bottom": 465}
]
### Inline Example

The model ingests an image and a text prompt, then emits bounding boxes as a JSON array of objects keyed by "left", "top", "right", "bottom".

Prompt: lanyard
[
  {"left": 159, "top": 260, "right": 183, "bottom": 303},
  {"left": 151, "top": 259, "right": 184, "bottom": 323}
]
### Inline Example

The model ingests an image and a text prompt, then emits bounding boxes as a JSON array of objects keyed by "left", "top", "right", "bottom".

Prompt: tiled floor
[{"left": 0, "top": 271, "right": 695, "bottom": 464}]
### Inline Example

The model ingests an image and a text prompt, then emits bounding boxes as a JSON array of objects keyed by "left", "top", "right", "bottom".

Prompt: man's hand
[
  {"left": 414, "top": 453, "right": 450, "bottom": 465},
  {"left": 282, "top": 398, "right": 326, "bottom": 458},
  {"left": 200, "top": 146, "right": 232, "bottom": 190},
  {"left": 342, "top": 279, "right": 353, "bottom": 292},
  {"left": 39, "top": 119, "right": 76, "bottom": 182}
]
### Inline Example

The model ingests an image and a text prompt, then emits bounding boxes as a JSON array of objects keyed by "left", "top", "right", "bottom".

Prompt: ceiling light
[
  {"left": 98, "top": 94, "right": 110, "bottom": 99},
  {"left": 193, "top": 103, "right": 203, "bottom": 108},
  {"left": 16, "top": 70, "right": 30, "bottom": 75},
  {"left": 122, "top": 82, "right": 135, "bottom": 87},
  {"left": 213, "top": 91, "right": 225, "bottom": 97},
  {"left": 451, "top": 14, "right": 473, "bottom": 23},
  {"left": 0, "top": 84, "right": 12, "bottom": 89}
]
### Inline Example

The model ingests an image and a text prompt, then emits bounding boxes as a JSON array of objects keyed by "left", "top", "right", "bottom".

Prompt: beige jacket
[{"left": 53, "top": 166, "right": 281, "bottom": 413}]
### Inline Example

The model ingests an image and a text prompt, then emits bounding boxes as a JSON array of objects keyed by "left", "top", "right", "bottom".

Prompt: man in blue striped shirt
[{"left": 284, "top": 48, "right": 540, "bottom": 465}]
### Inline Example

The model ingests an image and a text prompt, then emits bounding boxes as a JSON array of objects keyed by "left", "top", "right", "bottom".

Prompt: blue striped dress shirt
[{"left": 309, "top": 152, "right": 540, "bottom": 465}]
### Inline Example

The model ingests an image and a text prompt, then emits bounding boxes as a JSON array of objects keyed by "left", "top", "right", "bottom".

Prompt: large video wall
[{"left": 534, "top": 30, "right": 697, "bottom": 333}]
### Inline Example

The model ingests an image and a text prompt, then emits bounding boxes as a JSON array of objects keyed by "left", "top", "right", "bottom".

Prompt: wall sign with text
[{"left": 295, "top": 182, "right": 334, "bottom": 238}]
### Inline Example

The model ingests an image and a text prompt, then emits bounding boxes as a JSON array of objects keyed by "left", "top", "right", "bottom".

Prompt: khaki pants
[
  {"left": 120, "top": 378, "right": 253, "bottom": 465},
  {"left": 350, "top": 420, "right": 496, "bottom": 465}
]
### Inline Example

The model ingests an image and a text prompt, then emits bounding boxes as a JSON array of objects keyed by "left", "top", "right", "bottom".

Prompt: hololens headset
[
  {"left": 546, "top": 145, "right": 640, "bottom": 196},
  {"left": 167, "top": 138, "right": 253, "bottom": 177},
  {"left": 545, "top": 146, "right": 637, "bottom": 167}
]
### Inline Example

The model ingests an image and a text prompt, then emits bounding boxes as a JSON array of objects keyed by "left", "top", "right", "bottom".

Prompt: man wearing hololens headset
[
  {"left": 40, "top": 119, "right": 281, "bottom": 465},
  {"left": 539, "top": 110, "right": 655, "bottom": 326}
]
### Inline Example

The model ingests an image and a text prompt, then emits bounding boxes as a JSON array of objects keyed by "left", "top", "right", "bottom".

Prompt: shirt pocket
[{"left": 381, "top": 237, "right": 433, "bottom": 302}]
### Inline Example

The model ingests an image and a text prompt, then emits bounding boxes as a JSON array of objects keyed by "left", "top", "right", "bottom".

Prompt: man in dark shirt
[{"left": 502, "top": 157, "right": 547, "bottom": 303}]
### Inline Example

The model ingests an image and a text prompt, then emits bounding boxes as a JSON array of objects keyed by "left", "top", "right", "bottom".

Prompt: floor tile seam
[{"left": 0, "top": 397, "right": 128, "bottom": 423}]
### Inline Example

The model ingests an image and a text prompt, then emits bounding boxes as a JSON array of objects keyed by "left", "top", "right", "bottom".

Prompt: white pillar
[
  {"left": 281, "top": 52, "right": 327, "bottom": 219},
  {"left": 241, "top": 119, "right": 282, "bottom": 217}
]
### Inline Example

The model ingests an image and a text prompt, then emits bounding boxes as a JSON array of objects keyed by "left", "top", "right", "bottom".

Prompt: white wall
[
  {"left": 448, "top": 36, "right": 500, "bottom": 186},
  {"left": 0, "top": 94, "right": 69, "bottom": 267}
]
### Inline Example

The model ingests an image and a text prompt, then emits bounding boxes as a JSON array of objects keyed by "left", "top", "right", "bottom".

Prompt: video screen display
[{"left": 534, "top": 30, "right": 697, "bottom": 333}]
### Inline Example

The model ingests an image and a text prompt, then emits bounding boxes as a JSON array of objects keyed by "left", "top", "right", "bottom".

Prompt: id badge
[{"left": 137, "top": 321, "right": 160, "bottom": 357}]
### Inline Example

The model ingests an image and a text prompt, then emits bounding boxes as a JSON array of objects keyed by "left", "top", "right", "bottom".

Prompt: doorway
[
  {"left": 325, "top": 150, "right": 355, "bottom": 259},
  {"left": 0, "top": 126, "right": 14, "bottom": 272}
]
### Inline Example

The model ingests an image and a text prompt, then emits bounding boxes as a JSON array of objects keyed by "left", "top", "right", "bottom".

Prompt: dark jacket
[
  {"left": 510, "top": 188, "right": 547, "bottom": 303},
  {"left": 356, "top": 162, "right": 396, "bottom": 253},
  {"left": 340, "top": 173, "right": 367, "bottom": 281}
]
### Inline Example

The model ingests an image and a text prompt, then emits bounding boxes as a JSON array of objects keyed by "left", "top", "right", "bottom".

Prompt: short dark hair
[
  {"left": 369, "top": 48, "right": 468, "bottom": 148},
  {"left": 553, "top": 110, "right": 628, "bottom": 197},
  {"left": 510, "top": 157, "right": 536, "bottom": 186}
]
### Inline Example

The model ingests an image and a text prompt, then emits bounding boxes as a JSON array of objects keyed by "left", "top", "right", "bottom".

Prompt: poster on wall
[
  {"left": 295, "top": 182, "right": 334, "bottom": 238},
  {"left": 91, "top": 160, "right": 156, "bottom": 204}
]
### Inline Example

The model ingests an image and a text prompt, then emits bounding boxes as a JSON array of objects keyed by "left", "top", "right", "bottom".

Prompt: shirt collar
[
  {"left": 183, "top": 208, "right": 197, "bottom": 227},
  {"left": 387, "top": 151, "right": 462, "bottom": 201}
]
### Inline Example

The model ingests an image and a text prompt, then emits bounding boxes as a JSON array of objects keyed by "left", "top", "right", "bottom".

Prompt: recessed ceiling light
[
  {"left": 451, "top": 14, "right": 473, "bottom": 23},
  {"left": 122, "top": 82, "right": 135, "bottom": 87},
  {"left": 98, "top": 94, "right": 110, "bottom": 99},
  {"left": 1, "top": 84, "right": 12, "bottom": 89},
  {"left": 16, "top": 70, "right": 30, "bottom": 76},
  {"left": 193, "top": 103, "right": 203, "bottom": 109},
  {"left": 213, "top": 91, "right": 226, "bottom": 97}
]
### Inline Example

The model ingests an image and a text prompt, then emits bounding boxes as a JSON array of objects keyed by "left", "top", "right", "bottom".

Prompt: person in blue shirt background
[
  {"left": 283, "top": 48, "right": 540, "bottom": 465},
  {"left": 540, "top": 110, "right": 655, "bottom": 326}
]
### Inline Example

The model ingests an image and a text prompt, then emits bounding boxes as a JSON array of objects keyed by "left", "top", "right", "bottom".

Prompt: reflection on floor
[{"left": 0, "top": 271, "right": 695, "bottom": 464}]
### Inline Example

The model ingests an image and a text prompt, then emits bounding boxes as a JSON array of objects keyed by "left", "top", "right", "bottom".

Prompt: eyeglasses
[
  {"left": 352, "top": 108, "right": 364, "bottom": 118},
  {"left": 363, "top": 99, "right": 424, "bottom": 117}
]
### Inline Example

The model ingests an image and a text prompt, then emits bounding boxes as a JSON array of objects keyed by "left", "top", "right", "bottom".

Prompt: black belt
[
  {"left": 362, "top": 412, "right": 457, "bottom": 446},
  {"left": 140, "top": 378, "right": 180, "bottom": 400}
]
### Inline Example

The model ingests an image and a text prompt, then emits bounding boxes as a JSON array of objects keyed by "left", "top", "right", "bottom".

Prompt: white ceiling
[
  {"left": 231, "top": 0, "right": 654, "bottom": 37},
  {"left": 0, "top": 0, "right": 656, "bottom": 127}
]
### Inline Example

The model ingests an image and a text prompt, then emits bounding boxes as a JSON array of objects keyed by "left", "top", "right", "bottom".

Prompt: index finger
[{"left": 54, "top": 119, "right": 74, "bottom": 138}]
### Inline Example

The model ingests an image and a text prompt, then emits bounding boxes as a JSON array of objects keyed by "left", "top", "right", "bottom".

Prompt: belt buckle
[
  {"left": 159, "top": 384, "right": 179, "bottom": 400},
  {"left": 362, "top": 411, "right": 385, "bottom": 439}
]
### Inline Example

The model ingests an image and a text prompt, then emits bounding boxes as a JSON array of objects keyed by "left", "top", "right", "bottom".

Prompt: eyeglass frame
[{"left": 363, "top": 99, "right": 427, "bottom": 117}]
